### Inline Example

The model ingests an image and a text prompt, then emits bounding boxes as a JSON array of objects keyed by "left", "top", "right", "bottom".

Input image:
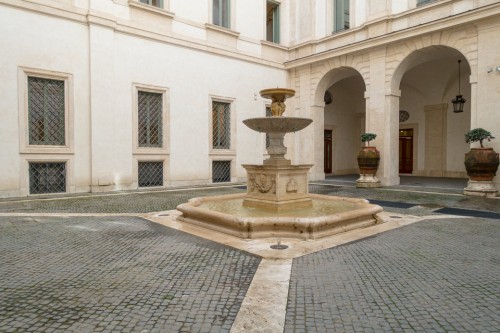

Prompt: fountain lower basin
[{"left": 176, "top": 193, "right": 382, "bottom": 240}]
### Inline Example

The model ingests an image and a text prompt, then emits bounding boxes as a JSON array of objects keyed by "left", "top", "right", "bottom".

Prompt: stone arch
[
  {"left": 387, "top": 25, "right": 478, "bottom": 93},
  {"left": 312, "top": 53, "right": 370, "bottom": 106},
  {"left": 386, "top": 29, "right": 477, "bottom": 179}
]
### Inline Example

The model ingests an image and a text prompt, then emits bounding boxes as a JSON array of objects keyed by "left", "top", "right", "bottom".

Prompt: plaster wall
[
  {"left": 0, "top": 6, "right": 91, "bottom": 198},
  {"left": 92, "top": 29, "right": 288, "bottom": 189}
]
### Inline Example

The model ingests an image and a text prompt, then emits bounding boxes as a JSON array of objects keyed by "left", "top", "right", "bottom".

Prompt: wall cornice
[
  {"left": 285, "top": 3, "right": 500, "bottom": 69},
  {"left": 0, "top": 0, "right": 285, "bottom": 70}
]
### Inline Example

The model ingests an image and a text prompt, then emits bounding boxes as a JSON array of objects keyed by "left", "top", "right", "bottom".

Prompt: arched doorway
[
  {"left": 395, "top": 46, "right": 471, "bottom": 178},
  {"left": 317, "top": 67, "right": 367, "bottom": 175}
]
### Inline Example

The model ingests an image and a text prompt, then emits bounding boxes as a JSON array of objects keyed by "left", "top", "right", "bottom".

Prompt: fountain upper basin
[
  {"left": 243, "top": 117, "right": 312, "bottom": 133},
  {"left": 259, "top": 88, "right": 295, "bottom": 100}
]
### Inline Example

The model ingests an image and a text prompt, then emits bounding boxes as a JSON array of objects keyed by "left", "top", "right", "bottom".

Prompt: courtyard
[{"left": 0, "top": 178, "right": 499, "bottom": 332}]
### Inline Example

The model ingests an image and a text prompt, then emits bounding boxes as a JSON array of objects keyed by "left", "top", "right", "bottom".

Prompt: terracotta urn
[
  {"left": 357, "top": 146, "right": 380, "bottom": 175},
  {"left": 464, "top": 148, "right": 499, "bottom": 181}
]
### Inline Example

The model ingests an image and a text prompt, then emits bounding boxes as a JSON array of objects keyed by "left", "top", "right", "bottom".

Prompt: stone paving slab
[
  {"left": 285, "top": 218, "right": 500, "bottom": 332},
  {"left": 0, "top": 216, "right": 261, "bottom": 333}
]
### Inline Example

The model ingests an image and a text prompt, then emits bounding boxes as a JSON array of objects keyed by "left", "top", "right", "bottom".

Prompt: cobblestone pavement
[
  {"left": 0, "top": 216, "right": 261, "bottom": 333},
  {"left": 0, "top": 183, "right": 499, "bottom": 332},
  {"left": 285, "top": 218, "right": 500, "bottom": 332},
  {"left": 1, "top": 184, "right": 498, "bottom": 215},
  {"left": 0, "top": 187, "right": 245, "bottom": 214}
]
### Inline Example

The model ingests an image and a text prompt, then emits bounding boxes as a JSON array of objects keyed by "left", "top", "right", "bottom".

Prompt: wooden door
[
  {"left": 324, "top": 130, "right": 332, "bottom": 174},
  {"left": 399, "top": 129, "right": 413, "bottom": 174}
]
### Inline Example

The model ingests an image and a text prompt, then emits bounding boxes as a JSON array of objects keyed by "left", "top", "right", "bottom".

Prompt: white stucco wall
[{"left": 0, "top": 5, "right": 91, "bottom": 197}]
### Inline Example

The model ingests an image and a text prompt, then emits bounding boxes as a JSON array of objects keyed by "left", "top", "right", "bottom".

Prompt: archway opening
[
  {"left": 318, "top": 67, "right": 366, "bottom": 175},
  {"left": 396, "top": 46, "right": 471, "bottom": 178}
]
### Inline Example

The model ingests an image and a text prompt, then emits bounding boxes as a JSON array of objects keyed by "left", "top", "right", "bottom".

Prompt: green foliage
[
  {"left": 361, "top": 133, "right": 377, "bottom": 146},
  {"left": 465, "top": 128, "right": 495, "bottom": 148}
]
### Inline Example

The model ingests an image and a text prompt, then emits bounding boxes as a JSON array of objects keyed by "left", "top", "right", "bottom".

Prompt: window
[
  {"left": 265, "top": 106, "right": 272, "bottom": 149},
  {"left": 29, "top": 162, "right": 66, "bottom": 194},
  {"left": 266, "top": 1, "right": 280, "bottom": 43},
  {"left": 138, "top": 91, "right": 163, "bottom": 148},
  {"left": 213, "top": 0, "right": 230, "bottom": 28},
  {"left": 212, "top": 161, "right": 231, "bottom": 183},
  {"left": 139, "top": 0, "right": 163, "bottom": 8},
  {"left": 212, "top": 101, "right": 231, "bottom": 149},
  {"left": 334, "top": 0, "right": 349, "bottom": 32},
  {"left": 417, "top": 0, "right": 438, "bottom": 6},
  {"left": 138, "top": 161, "right": 163, "bottom": 187},
  {"left": 28, "top": 77, "right": 65, "bottom": 146}
]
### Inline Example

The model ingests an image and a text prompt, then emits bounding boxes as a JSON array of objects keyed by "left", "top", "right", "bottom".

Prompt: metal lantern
[{"left": 452, "top": 60, "right": 466, "bottom": 113}]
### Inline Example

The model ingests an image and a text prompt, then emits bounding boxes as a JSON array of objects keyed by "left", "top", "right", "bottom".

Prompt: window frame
[
  {"left": 21, "top": 157, "right": 74, "bottom": 196},
  {"left": 139, "top": 0, "right": 164, "bottom": 8},
  {"left": 209, "top": 95, "right": 236, "bottom": 154},
  {"left": 212, "top": 0, "right": 231, "bottom": 29},
  {"left": 266, "top": 1, "right": 280, "bottom": 44},
  {"left": 18, "top": 67, "right": 74, "bottom": 155},
  {"left": 333, "top": 0, "right": 350, "bottom": 33},
  {"left": 416, "top": 0, "right": 439, "bottom": 7},
  {"left": 132, "top": 83, "right": 170, "bottom": 155}
]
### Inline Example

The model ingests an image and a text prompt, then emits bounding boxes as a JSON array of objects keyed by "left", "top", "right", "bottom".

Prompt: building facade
[{"left": 1, "top": 0, "right": 499, "bottom": 198}]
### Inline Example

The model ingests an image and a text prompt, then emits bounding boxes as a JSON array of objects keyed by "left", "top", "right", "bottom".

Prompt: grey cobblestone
[
  {"left": 285, "top": 218, "right": 500, "bottom": 332},
  {"left": 0, "top": 216, "right": 260, "bottom": 332}
]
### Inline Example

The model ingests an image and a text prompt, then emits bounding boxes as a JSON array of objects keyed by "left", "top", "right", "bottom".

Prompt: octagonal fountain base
[{"left": 176, "top": 193, "right": 383, "bottom": 240}]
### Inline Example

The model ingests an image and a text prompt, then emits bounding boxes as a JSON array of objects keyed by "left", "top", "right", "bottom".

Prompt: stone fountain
[{"left": 176, "top": 88, "right": 382, "bottom": 240}]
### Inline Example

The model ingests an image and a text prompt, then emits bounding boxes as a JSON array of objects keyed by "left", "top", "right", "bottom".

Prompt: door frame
[{"left": 399, "top": 124, "right": 419, "bottom": 175}]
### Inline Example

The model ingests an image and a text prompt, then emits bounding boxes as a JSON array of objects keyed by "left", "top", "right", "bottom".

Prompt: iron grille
[
  {"left": 29, "top": 162, "right": 66, "bottom": 194},
  {"left": 212, "top": 161, "right": 231, "bottom": 183},
  {"left": 138, "top": 161, "right": 164, "bottom": 187},
  {"left": 212, "top": 101, "right": 231, "bottom": 149},
  {"left": 138, "top": 91, "right": 163, "bottom": 148},
  {"left": 265, "top": 106, "right": 272, "bottom": 149},
  {"left": 28, "top": 77, "right": 65, "bottom": 145}
]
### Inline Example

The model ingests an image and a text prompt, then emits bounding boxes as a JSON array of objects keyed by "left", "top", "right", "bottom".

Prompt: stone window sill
[{"left": 205, "top": 23, "right": 240, "bottom": 38}]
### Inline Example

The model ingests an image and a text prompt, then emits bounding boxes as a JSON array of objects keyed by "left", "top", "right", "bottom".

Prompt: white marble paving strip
[{"left": 230, "top": 259, "right": 292, "bottom": 333}]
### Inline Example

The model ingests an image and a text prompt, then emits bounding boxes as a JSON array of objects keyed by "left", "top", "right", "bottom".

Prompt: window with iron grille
[
  {"left": 265, "top": 106, "right": 272, "bottom": 149},
  {"left": 213, "top": 0, "right": 230, "bottom": 28},
  {"left": 139, "top": 0, "right": 163, "bottom": 8},
  {"left": 212, "top": 101, "right": 231, "bottom": 149},
  {"left": 28, "top": 77, "right": 65, "bottom": 146},
  {"left": 212, "top": 161, "right": 231, "bottom": 183},
  {"left": 266, "top": 1, "right": 280, "bottom": 43},
  {"left": 29, "top": 162, "right": 66, "bottom": 194},
  {"left": 138, "top": 91, "right": 163, "bottom": 148},
  {"left": 138, "top": 161, "right": 164, "bottom": 187}
]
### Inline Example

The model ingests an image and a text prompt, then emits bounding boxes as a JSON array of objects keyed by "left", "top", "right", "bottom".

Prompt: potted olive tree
[
  {"left": 356, "top": 133, "right": 381, "bottom": 188},
  {"left": 463, "top": 128, "right": 499, "bottom": 197}
]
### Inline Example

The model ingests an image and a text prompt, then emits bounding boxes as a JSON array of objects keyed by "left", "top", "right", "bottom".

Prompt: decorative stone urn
[
  {"left": 463, "top": 128, "right": 499, "bottom": 197},
  {"left": 464, "top": 148, "right": 499, "bottom": 197},
  {"left": 356, "top": 133, "right": 381, "bottom": 188}
]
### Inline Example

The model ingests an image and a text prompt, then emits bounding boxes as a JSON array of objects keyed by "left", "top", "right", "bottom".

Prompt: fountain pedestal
[{"left": 242, "top": 163, "right": 313, "bottom": 211}]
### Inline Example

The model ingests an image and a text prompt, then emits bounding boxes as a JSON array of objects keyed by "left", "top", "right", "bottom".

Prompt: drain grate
[
  {"left": 270, "top": 244, "right": 289, "bottom": 250},
  {"left": 270, "top": 240, "right": 288, "bottom": 250}
]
